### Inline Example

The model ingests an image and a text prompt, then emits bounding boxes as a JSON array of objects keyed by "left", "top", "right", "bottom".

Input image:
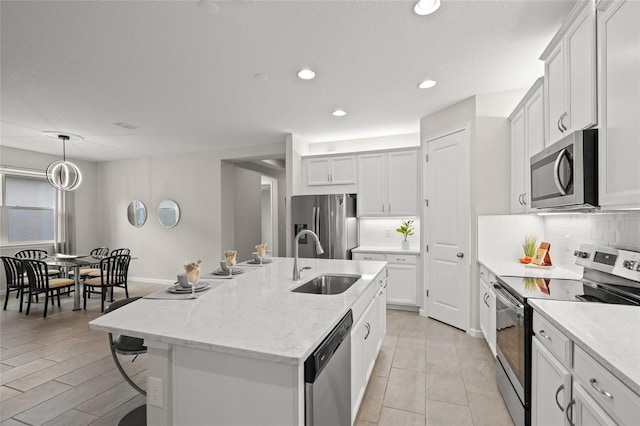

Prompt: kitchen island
[{"left": 89, "top": 257, "right": 387, "bottom": 425}]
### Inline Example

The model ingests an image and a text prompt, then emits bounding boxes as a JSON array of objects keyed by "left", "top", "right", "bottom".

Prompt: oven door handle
[{"left": 494, "top": 285, "right": 524, "bottom": 314}]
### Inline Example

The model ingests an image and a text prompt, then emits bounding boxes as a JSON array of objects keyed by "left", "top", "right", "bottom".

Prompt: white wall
[
  {"left": 97, "top": 142, "right": 285, "bottom": 282},
  {"left": 307, "top": 133, "right": 419, "bottom": 155},
  {"left": 232, "top": 166, "right": 262, "bottom": 262}
]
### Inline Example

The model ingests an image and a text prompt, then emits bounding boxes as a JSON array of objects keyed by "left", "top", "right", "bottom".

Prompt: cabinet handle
[
  {"left": 589, "top": 378, "right": 614, "bottom": 399},
  {"left": 388, "top": 204, "right": 391, "bottom": 212},
  {"left": 565, "top": 400, "right": 575, "bottom": 426},
  {"left": 518, "top": 193, "right": 524, "bottom": 205},
  {"left": 538, "top": 330, "right": 552, "bottom": 342},
  {"left": 364, "top": 322, "right": 371, "bottom": 340},
  {"left": 382, "top": 204, "right": 385, "bottom": 212},
  {"left": 557, "top": 116, "right": 564, "bottom": 133},
  {"left": 395, "top": 258, "right": 405, "bottom": 261},
  {"left": 555, "top": 384, "right": 565, "bottom": 412},
  {"left": 522, "top": 192, "right": 527, "bottom": 206},
  {"left": 379, "top": 290, "right": 384, "bottom": 296},
  {"left": 484, "top": 294, "right": 490, "bottom": 308},
  {"left": 363, "top": 257, "right": 372, "bottom": 260},
  {"left": 560, "top": 113, "right": 568, "bottom": 131}
]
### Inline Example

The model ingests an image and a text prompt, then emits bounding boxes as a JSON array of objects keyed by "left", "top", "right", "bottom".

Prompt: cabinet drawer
[
  {"left": 385, "top": 254, "right": 417, "bottom": 264},
  {"left": 573, "top": 345, "right": 640, "bottom": 426},
  {"left": 353, "top": 253, "right": 386, "bottom": 261},
  {"left": 532, "top": 313, "right": 571, "bottom": 368}
]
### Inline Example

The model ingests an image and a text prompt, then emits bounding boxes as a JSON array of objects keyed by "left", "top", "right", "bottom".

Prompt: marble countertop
[
  {"left": 89, "top": 257, "right": 386, "bottom": 365},
  {"left": 528, "top": 299, "right": 640, "bottom": 395},
  {"left": 353, "top": 246, "right": 420, "bottom": 255},
  {"left": 478, "top": 259, "right": 582, "bottom": 279}
]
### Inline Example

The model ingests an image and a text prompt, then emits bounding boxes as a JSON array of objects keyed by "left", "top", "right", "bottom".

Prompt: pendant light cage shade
[{"left": 43, "top": 132, "right": 83, "bottom": 191}]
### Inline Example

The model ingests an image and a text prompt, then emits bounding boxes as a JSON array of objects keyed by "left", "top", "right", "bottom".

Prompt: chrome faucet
[{"left": 293, "top": 230, "right": 324, "bottom": 280}]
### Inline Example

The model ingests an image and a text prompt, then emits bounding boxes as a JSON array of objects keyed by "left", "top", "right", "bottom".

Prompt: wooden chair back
[
  {"left": 1, "top": 256, "right": 24, "bottom": 290},
  {"left": 110, "top": 248, "right": 130, "bottom": 256},
  {"left": 22, "top": 259, "right": 51, "bottom": 291},
  {"left": 15, "top": 249, "right": 48, "bottom": 260}
]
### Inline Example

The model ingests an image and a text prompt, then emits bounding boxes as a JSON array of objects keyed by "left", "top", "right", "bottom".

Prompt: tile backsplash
[
  {"left": 544, "top": 212, "right": 640, "bottom": 266},
  {"left": 359, "top": 217, "right": 420, "bottom": 249},
  {"left": 478, "top": 211, "right": 640, "bottom": 274}
]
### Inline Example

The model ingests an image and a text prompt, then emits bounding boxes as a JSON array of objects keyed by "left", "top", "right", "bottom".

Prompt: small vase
[{"left": 401, "top": 240, "right": 410, "bottom": 250}]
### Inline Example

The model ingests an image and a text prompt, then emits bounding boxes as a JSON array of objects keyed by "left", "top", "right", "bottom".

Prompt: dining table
[{"left": 44, "top": 254, "right": 100, "bottom": 311}]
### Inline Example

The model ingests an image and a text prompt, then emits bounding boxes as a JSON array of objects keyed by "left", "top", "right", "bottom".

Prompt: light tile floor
[
  {"left": 1, "top": 284, "right": 514, "bottom": 425},
  {"left": 355, "top": 309, "right": 514, "bottom": 426}
]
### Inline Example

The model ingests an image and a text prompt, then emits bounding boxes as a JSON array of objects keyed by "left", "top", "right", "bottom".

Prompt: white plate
[
  {"left": 246, "top": 259, "right": 272, "bottom": 265},
  {"left": 167, "top": 283, "right": 211, "bottom": 293},
  {"left": 211, "top": 268, "right": 244, "bottom": 276}
]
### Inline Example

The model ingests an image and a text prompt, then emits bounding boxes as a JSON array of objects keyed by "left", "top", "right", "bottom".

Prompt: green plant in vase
[
  {"left": 396, "top": 219, "right": 415, "bottom": 249},
  {"left": 522, "top": 235, "right": 537, "bottom": 263}
]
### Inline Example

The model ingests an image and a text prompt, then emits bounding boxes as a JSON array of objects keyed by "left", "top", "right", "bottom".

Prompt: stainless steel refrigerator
[{"left": 291, "top": 194, "right": 358, "bottom": 259}]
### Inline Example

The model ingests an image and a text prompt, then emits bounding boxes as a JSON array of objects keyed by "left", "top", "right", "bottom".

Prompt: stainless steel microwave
[{"left": 530, "top": 129, "right": 598, "bottom": 209}]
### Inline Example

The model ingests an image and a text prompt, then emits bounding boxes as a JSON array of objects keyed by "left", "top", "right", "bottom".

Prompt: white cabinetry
[
  {"left": 302, "top": 155, "right": 356, "bottom": 194},
  {"left": 353, "top": 252, "right": 418, "bottom": 307},
  {"left": 531, "top": 310, "right": 640, "bottom": 426},
  {"left": 509, "top": 78, "right": 545, "bottom": 212},
  {"left": 357, "top": 150, "right": 418, "bottom": 217},
  {"left": 386, "top": 254, "right": 417, "bottom": 307},
  {"left": 351, "top": 272, "right": 386, "bottom": 421},
  {"left": 532, "top": 338, "right": 571, "bottom": 426},
  {"left": 597, "top": 0, "right": 640, "bottom": 209},
  {"left": 541, "top": 1, "right": 597, "bottom": 145},
  {"left": 478, "top": 265, "right": 496, "bottom": 356}
]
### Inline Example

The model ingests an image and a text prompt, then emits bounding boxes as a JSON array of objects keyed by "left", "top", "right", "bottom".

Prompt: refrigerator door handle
[{"left": 311, "top": 207, "right": 317, "bottom": 234}]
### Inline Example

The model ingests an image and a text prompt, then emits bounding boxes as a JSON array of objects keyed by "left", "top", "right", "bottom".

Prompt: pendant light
[{"left": 43, "top": 131, "right": 83, "bottom": 191}]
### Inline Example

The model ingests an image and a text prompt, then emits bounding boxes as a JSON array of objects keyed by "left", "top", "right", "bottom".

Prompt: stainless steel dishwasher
[{"left": 304, "top": 310, "right": 353, "bottom": 426}]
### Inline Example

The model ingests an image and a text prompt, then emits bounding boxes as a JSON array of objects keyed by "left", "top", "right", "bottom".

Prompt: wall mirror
[
  {"left": 127, "top": 200, "right": 147, "bottom": 227},
  {"left": 158, "top": 199, "right": 180, "bottom": 228}
]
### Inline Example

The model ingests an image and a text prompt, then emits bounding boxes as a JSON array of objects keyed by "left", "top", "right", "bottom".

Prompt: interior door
[{"left": 424, "top": 127, "right": 470, "bottom": 331}]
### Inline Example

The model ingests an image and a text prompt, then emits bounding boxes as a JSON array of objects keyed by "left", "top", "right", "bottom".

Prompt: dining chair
[
  {"left": 22, "top": 259, "right": 75, "bottom": 318},
  {"left": 68, "top": 247, "right": 109, "bottom": 280},
  {"left": 84, "top": 254, "right": 131, "bottom": 312},
  {"left": 15, "top": 249, "right": 61, "bottom": 277},
  {"left": 110, "top": 248, "right": 131, "bottom": 256},
  {"left": 1, "top": 256, "right": 28, "bottom": 312},
  {"left": 104, "top": 297, "right": 147, "bottom": 425}
]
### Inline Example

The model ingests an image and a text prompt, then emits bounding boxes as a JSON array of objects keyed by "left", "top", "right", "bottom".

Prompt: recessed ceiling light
[
  {"left": 332, "top": 109, "right": 347, "bottom": 117},
  {"left": 254, "top": 73, "right": 269, "bottom": 81},
  {"left": 297, "top": 69, "right": 316, "bottom": 80},
  {"left": 414, "top": 0, "right": 441, "bottom": 16},
  {"left": 418, "top": 79, "right": 437, "bottom": 89}
]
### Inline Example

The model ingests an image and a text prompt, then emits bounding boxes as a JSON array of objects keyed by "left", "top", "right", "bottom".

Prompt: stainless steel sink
[{"left": 292, "top": 274, "right": 361, "bottom": 295}]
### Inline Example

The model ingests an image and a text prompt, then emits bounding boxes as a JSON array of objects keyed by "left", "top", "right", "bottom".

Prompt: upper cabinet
[
  {"left": 301, "top": 154, "right": 357, "bottom": 194},
  {"left": 357, "top": 149, "right": 418, "bottom": 217},
  {"left": 509, "top": 78, "right": 545, "bottom": 213},
  {"left": 305, "top": 155, "right": 356, "bottom": 186},
  {"left": 597, "top": 0, "right": 640, "bottom": 209},
  {"left": 541, "top": 1, "right": 597, "bottom": 145}
]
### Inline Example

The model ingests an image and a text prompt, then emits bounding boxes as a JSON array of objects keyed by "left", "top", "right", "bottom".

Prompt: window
[{"left": 1, "top": 172, "right": 56, "bottom": 244}]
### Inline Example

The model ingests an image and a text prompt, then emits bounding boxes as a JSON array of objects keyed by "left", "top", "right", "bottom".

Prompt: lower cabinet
[
  {"left": 531, "top": 311, "right": 640, "bottom": 426},
  {"left": 351, "top": 273, "right": 386, "bottom": 421},
  {"left": 478, "top": 265, "right": 496, "bottom": 356},
  {"left": 353, "top": 252, "right": 419, "bottom": 307},
  {"left": 531, "top": 337, "right": 571, "bottom": 426}
]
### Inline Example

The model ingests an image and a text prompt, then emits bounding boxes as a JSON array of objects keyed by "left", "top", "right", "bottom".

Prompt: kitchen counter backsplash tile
[{"left": 359, "top": 217, "right": 420, "bottom": 249}]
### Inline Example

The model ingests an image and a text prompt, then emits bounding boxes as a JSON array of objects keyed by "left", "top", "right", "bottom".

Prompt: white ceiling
[{"left": 0, "top": 0, "right": 575, "bottom": 162}]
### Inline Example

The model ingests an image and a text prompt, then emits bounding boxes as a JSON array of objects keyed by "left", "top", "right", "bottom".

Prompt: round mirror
[
  {"left": 127, "top": 200, "right": 147, "bottom": 227},
  {"left": 158, "top": 199, "right": 180, "bottom": 228}
]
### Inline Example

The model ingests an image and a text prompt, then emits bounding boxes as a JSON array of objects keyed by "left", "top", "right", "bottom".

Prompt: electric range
[{"left": 493, "top": 244, "right": 640, "bottom": 426}]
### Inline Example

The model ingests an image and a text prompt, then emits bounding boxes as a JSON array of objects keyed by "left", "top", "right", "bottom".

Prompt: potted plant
[
  {"left": 396, "top": 219, "right": 415, "bottom": 250},
  {"left": 521, "top": 235, "right": 537, "bottom": 263}
]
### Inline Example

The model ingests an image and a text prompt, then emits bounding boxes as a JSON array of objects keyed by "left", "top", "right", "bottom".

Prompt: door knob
[{"left": 457, "top": 252, "right": 464, "bottom": 258}]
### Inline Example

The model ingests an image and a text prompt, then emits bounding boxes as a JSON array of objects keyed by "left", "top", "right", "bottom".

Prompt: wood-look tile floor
[
  {"left": 355, "top": 310, "right": 515, "bottom": 426},
  {"left": 0, "top": 282, "right": 161, "bottom": 426},
  {"left": 2, "top": 285, "right": 514, "bottom": 426}
]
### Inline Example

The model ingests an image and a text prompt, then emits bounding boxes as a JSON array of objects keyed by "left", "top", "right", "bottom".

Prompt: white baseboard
[
  {"left": 419, "top": 308, "right": 427, "bottom": 317},
  {"left": 129, "top": 276, "right": 174, "bottom": 285},
  {"left": 467, "top": 328, "right": 483, "bottom": 338}
]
